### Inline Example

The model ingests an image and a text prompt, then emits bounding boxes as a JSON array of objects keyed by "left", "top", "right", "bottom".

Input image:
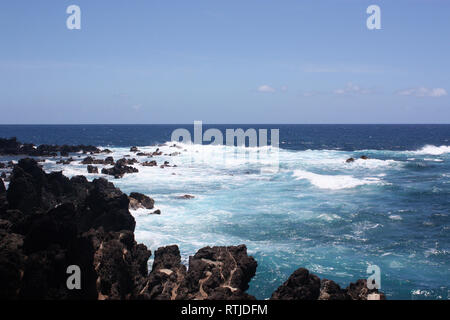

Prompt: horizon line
[{"left": 0, "top": 123, "right": 450, "bottom": 126}]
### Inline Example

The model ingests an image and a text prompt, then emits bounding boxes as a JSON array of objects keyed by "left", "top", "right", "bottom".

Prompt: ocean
[{"left": 0, "top": 124, "right": 449, "bottom": 300}]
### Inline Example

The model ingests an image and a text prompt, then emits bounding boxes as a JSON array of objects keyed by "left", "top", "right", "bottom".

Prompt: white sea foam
[
  {"left": 347, "top": 158, "right": 398, "bottom": 169},
  {"left": 292, "top": 169, "right": 382, "bottom": 190},
  {"left": 424, "top": 158, "right": 444, "bottom": 162},
  {"left": 414, "top": 145, "right": 450, "bottom": 155}
]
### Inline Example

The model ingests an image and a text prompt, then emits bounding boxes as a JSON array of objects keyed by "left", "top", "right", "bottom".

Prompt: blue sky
[{"left": 0, "top": 0, "right": 449, "bottom": 124}]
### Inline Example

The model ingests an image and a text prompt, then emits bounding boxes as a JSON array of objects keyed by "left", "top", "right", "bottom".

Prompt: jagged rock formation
[
  {"left": 87, "top": 165, "right": 98, "bottom": 174},
  {"left": 0, "top": 137, "right": 102, "bottom": 156},
  {"left": 0, "top": 159, "right": 258, "bottom": 300},
  {"left": 139, "top": 244, "right": 257, "bottom": 300},
  {"left": 271, "top": 267, "right": 385, "bottom": 300},
  {"left": 128, "top": 192, "right": 154, "bottom": 210},
  {"left": 0, "top": 158, "right": 147, "bottom": 299},
  {"left": 271, "top": 268, "right": 321, "bottom": 300},
  {"left": 101, "top": 163, "right": 139, "bottom": 179}
]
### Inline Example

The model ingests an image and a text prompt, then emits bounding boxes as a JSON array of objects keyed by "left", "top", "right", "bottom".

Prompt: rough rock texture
[
  {"left": 319, "top": 279, "right": 350, "bottom": 300},
  {"left": 129, "top": 192, "right": 154, "bottom": 210},
  {"left": 87, "top": 165, "right": 98, "bottom": 174},
  {"left": 0, "top": 158, "right": 147, "bottom": 299},
  {"left": 0, "top": 137, "right": 101, "bottom": 156},
  {"left": 0, "top": 158, "right": 261, "bottom": 301},
  {"left": 138, "top": 245, "right": 187, "bottom": 300},
  {"left": 271, "top": 268, "right": 321, "bottom": 300},
  {"left": 345, "top": 279, "right": 386, "bottom": 300},
  {"left": 139, "top": 244, "right": 257, "bottom": 300},
  {"left": 142, "top": 160, "right": 157, "bottom": 167},
  {"left": 271, "top": 267, "right": 385, "bottom": 300},
  {"left": 101, "top": 163, "right": 139, "bottom": 179}
]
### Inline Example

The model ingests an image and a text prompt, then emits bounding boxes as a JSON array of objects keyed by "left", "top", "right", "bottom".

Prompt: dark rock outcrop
[
  {"left": 318, "top": 279, "right": 349, "bottom": 300},
  {"left": 101, "top": 163, "right": 139, "bottom": 179},
  {"left": 138, "top": 245, "right": 187, "bottom": 300},
  {"left": 0, "top": 158, "right": 261, "bottom": 301},
  {"left": 0, "top": 158, "right": 148, "bottom": 299},
  {"left": 345, "top": 279, "right": 385, "bottom": 300},
  {"left": 117, "top": 158, "right": 138, "bottom": 166},
  {"left": 142, "top": 161, "right": 157, "bottom": 167},
  {"left": 81, "top": 156, "right": 109, "bottom": 165},
  {"left": 129, "top": 192, "right": 154, "bottom": 210},
  {"left": 139, "top": 244, "right": 257, "bottom": 300},
  {"left": 271, "top": 268, "right": 321, "bottom": 300},
  {"left": 271, "top": 268, "right": 385, "bottom": 300},
  {"left": 0, "top": 137, "right": 102, "bottom": 156},
  {"left": 87, "top": 165, "right": 98, "bottom": 174}
]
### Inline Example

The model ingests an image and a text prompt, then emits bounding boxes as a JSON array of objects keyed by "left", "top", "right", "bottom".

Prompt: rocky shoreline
[{"left": 0, "top": 139, "right": 385, "bottom": 300}]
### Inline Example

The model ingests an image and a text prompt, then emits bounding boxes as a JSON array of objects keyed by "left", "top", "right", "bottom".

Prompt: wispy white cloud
[
  {"left": 397, "top": 87, "right": 447, "bottom": 97},
  {"left": 333, "top": 82, "right": 372, "bottom": 95},
  {"left": 257, "top": 85, "right": 276, "bottom": 93}
]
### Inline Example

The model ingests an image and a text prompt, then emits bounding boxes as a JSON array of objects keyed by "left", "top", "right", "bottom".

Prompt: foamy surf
[
  {"left": 414, "top": 145, "right": 450, "bottom": 155},
  {"left": 292, "top": 169, "right": 382, "bottom": 190}
]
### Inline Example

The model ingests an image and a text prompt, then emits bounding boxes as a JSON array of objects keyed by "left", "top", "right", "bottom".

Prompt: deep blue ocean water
[{"left": 1, "top": 124, "right": 449, "bottom": 300}]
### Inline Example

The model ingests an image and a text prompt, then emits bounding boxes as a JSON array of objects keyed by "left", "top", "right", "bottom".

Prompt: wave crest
[
  {"left": 414, "top": 145, "right": 450, "bottom": 155},
  {"left": 293, "top": 170, "right": 382, "bottom": 190}
]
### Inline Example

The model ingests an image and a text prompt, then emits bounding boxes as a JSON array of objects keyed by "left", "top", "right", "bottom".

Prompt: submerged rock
[{"left": 177, "top": 195, "right": 195, "bottom": 200}]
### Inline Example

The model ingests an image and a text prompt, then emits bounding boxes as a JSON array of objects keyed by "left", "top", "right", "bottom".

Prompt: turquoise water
[{"left": 1, "top": 125, "right": 449, "bottom": 299}]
